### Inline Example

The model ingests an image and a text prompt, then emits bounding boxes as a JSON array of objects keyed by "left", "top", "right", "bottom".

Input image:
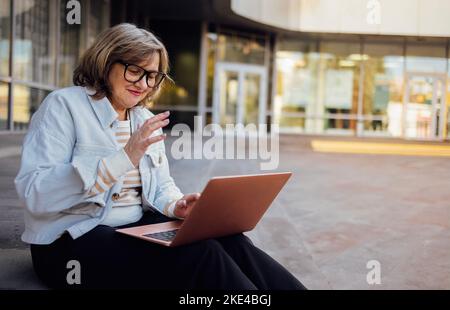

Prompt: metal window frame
[
  {"left": 197, "top": 21, "right": 208, "bottom": 133},
  {"left": 7, "top": 0, "right": 14, "bottom": 130}
]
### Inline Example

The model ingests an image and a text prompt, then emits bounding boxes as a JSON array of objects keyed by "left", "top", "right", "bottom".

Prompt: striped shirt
[
  {"left": 88, "top": 119, "right": 143, "bottom": 227},
  {"left": 109, "top": 120, "right": 142, "bottom": 207}
]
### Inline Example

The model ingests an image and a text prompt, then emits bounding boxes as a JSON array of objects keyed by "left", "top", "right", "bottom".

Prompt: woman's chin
[{"left": 125, "top": 98, "right": 141, "bottom": 108}]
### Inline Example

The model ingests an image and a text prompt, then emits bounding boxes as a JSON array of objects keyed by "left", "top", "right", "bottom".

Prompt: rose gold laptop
[{"left": 116, "top": 172, "right": 292, "bottom": 247}]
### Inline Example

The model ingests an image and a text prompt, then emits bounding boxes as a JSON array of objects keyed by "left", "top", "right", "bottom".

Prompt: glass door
[
  {"left": 403, "top": 73, "right": 446, "bottom": 140},
  {"left": 213, "top": 62, "right": 267, "bottom": 127},
  {"left": 218, "top": 70, "right": 239, "bottom": 125},
  {"left": 243, "top": 73, "right": 261, "bottom": 125}
]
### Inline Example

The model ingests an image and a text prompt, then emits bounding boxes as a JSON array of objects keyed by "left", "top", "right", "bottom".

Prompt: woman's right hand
[{"left": 124, "top": 111, "right": 170, "bottom": 167}]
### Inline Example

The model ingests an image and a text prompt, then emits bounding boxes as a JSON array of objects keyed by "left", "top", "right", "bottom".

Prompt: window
[
  {"left": 13, "top": 85, "right": 49, "bottom": 130},
  {"left": 148, "top": 20, "right": 201, "bottom": 109},
  {"left": 447, "top": 57, "right": 450, "bottom": 139},
  {"left": 217, "top": 33, "right": 266, "bottom": 65},
  {"left": 87, "top": 0, "right": 110, "bottom": 47},
  {"left": 14, "top": 0, "right": 57, "bottom": 85},
  {"left": 0, "top": 82, "right": 8, "bottom": 129},
  {"left": 206, "top": 32, "right": 217, "bottom": 109},
  {"left": 319, "top": 42, "right": 361, "bottom": 135},
  {"left": 362, "top": 43, "right": 404, "bottom": 137},
  {"left": 275, "top": 40, "right": 319, "bottom": 133},
  {"left": 59, "top": 0, "right": 82, "bottom": 87},
  {"left": 406, "top": 43, "right": 447, "bottom": 139},
  {"left": 0, "top": 0, "right": 10, "bottom": 77},
  {"left": 406, "top": 43, "right": 447, "bottom": 73}
]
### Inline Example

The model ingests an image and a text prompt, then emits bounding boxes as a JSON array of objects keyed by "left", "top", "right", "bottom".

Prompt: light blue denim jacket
[{"left": 14, "top": 86, "right": 183, "bottom": 244}]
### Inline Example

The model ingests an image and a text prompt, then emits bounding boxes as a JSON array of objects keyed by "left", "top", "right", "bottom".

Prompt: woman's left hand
[{"left": 173, "top": 193, "right": 201, "bottom": 219}]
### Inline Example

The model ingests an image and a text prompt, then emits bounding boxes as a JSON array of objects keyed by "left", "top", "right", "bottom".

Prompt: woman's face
[{"left": 107, "top": 53, "right": 160, "bottom": 110}]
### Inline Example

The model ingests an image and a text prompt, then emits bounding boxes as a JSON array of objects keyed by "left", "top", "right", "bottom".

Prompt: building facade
[{"left": 1, "top": 0, "right": 449, "bottom": 141}]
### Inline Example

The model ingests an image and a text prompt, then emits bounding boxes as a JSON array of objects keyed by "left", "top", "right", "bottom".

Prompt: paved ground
[{"left": 1, "top": 132, "right": 449, "bottom": 289}]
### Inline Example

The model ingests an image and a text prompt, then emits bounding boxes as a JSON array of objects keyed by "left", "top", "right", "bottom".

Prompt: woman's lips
[{"left": 127, "top": 89, "right": 142, "bottom": 97}]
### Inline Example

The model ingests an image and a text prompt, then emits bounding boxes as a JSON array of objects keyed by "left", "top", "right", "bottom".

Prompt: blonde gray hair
[{"left": 73, "top": 23, "right": 170, "bottom": 106}]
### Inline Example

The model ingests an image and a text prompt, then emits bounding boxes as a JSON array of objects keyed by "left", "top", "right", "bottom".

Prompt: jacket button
[{"left": 112, "top": 193, "right": 120, "bottom": 201}]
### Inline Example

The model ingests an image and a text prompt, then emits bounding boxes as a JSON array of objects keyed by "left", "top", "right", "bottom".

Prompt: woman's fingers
[
  {"left": 174, "top": 199, "right": 189, "bottom": 218},
  {"left": 124, "top": 112, "right": 170, "bottom": 167},
  {"left": 142, "top": 119, "right": 169, "bottom": 138},
  {"left": 176, "top": 199, "right": 187, "bottom": 208},
  {"left": 175, "top": 194, "right": 201, "bottom": 218},
  {"left": 149, "top": 118, "right": 170, "bottom": 132},
  {"left": 141, "top": 111, "right": 170, "bottom": 137},
  {"left": 144, "top": 133, "right": 166, "bottom": 147},
  {"left": 184, "top": 193, "right": 201, "bottom": 203}
]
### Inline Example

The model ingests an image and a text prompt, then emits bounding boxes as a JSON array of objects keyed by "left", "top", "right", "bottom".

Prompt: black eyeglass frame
[{"left": 118, "top": 61, "right": 167, "bottom": 89}]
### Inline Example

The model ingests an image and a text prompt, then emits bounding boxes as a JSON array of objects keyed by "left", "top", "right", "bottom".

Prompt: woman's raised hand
[{"left": 124, "top": 111, "right": 170, "bottom": 167}]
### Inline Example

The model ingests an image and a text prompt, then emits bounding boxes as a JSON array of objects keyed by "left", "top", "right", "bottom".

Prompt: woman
[{"left": 14, "top": 23, "right": 306, "bottom": 290}]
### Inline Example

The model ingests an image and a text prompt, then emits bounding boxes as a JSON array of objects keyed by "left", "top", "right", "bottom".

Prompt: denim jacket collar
[{"left": 85, "top": 87, "right": 119, "bottom": 129}]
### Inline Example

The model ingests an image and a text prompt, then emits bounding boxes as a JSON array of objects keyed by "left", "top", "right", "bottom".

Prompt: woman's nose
[{"left": 136, "top": 76, "right": 148, "bottom": 89}]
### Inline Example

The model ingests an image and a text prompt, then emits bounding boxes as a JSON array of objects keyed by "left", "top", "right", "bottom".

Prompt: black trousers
[{"left": 30, "top": 212, "right": 307, "bottom": 289}]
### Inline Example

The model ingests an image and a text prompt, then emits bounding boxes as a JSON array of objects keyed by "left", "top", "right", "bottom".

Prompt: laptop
[{"left": 115, "top": 172, "right": 292, "bottom": 247}]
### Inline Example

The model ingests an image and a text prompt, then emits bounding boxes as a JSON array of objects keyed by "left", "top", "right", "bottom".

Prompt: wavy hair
[{"left": 73, "top": 23, "right": 170, "bottom": 106}]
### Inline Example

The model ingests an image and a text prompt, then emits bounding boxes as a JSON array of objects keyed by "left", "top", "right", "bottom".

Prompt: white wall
[
  {"left": 231, "top": 0, "right": 301, "bottom": 31},
  {"left": 231, "top": 0, "right": 450, "bottom": 37}
]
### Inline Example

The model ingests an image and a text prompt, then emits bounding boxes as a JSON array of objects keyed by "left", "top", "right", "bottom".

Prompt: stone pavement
[{"left": 0, "top": 132, "right": 449, "bottom": 289}]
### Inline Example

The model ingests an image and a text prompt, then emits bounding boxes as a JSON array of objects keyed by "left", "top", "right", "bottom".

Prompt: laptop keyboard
[{"left": 143, "top": 229, "right": 179, "bottom": 242}]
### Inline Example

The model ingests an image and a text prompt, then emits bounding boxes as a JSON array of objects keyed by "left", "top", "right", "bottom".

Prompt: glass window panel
[
  {"left": 362, "top": 43, "right": 404, "bottom": 137},
  {"left": 149, "top": 108, "right": 196, "bottom": 130},
  {"left": 219, "top": 71, "right": 238, "bottom": 126},
  {"left": 59, "top": 0, "right": 109, "bottom": 87},
  {"left": 87, "top": 0, "right": 110, "bottom": 47},
  {"left": 243, "top": 73, "right": 260, "bottom": 124},
  {"left": 149, "top": 20, "right": 200, "bottom": 108},
  {"left": 0, "top": 0, "right": 10, "bottom": 77},
  {"left": 206, "top": 32, "right": 217, "bottom": 108},
  {"left": 275, "top": 40, "right": 360, "bottom": 135},
  {"left": 448, "top": 59, "right": 450, "bottom": 139},
  {"left": 406, "top": 44, "right": 446, "bottom": 73},
  {"left": 276, "top": 50, "right": 311, "bottom": 114},
  {"left": 362, "top": 116, "right": 391, "bottom": 137},
  {"left": 217, "top": 33, "right": 265, "bottom": 65},
  {"left": 205, "top": 111, "right": 213, "bottom": 125},
  {"left": 319, "top": 42, "right": 360, "bottom": 134},
  {"left": 13, "top": 85, "right": 49, "bottom": 130},
  {"left": 59, "top": 0, "right": 82, "bottom": 87},
  {"left": 14, "top": 0, "right": 56, "bottom": 85},
  {"left": 275, "top": 40, "right": 319, "bottom": 133},
  {"left": 0, "top": 82, "right": 8, "bottom": 129},
  {"left": 324, "top": 116, "right": 355, "bottom": 135},
  {"left": 278, "top": 116, "right": 305, "bottom": 133},
  {"left": 404, "top": 76, "right": 435, "bottom": 139}
]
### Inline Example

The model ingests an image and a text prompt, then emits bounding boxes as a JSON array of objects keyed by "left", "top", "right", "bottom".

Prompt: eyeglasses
[{"left": 118, "top": 61, "right": 167, "bottom": 88}]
